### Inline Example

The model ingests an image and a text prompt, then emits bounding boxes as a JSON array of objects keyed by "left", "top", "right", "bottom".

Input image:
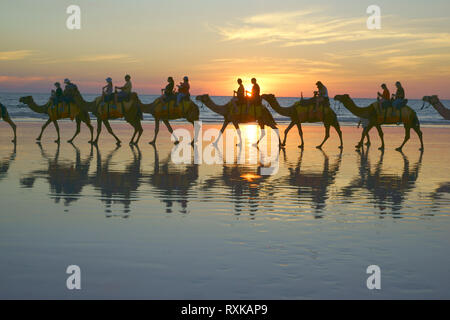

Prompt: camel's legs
[
  {"left": 93, "top": 118, "right": 102, "bottom": 144},
  {"left": 129, "top": 122, "right": 138, "bottom": 145},
  {"left": 52, "top": 120, "right": 60, "bottom": 143},
  {"left": 68, "top": 118, "right": 82, "bottom": 143},
  {"left": 396, "top": 126, "right": 411, "bottom": 151},
  {"left": 375, "top": 125, "right": 385, "bottom": 150},
  {"left": 162, "top": 120, "right": 179, "bottom": 144},
  {"left": 296, "top": 123, "right": 304, "bottom": 149},
  {"left": 413, "top": 125, "right": 424, "bottom": 151},
  {"left": 213, "top": 120, "right": 230, "bottom": 145},
  {"left": 37, "top": 119, "right": 52, "bottom": 141},
  {"left": 84, "top": 115, "right": 94, "bottom": 143},
  {"left": 232, "top": 122, "right": 242, "bottom": 146},
  {"left": 356, "top": 124, "right": 374, "bottom": 149},
  {"left": 255, "top": 124, "right": 266, "bottom": 146},
  {"left": 281, "top": 121, "right": 295, "bottom": 147},
  {"left": 149, "top": 119, "right": 160, "bottom": 145},
  {"left": 133, "top": 121, "right": 143, "bottom": 145},
  {"left": 103, "top": 120, "right": 121, "bottom": 145},
  {"left": 316, "top": 124, "right": 330, "bottom": 149},
  {"left": 4, "top": 117, "right": 16, "bottom": 143},
  {"left": 332, "top": 122, "right": 344, "bottom": 149}
]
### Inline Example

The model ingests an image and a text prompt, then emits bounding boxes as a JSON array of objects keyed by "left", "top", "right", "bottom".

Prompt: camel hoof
[
  {"left": 365, "top": 142, "right": 371, "bottom": 146},
  {"left": 116, "top": 141, "right": 121, "bottom": 146},
  {"left": 338, "top": 145, "right": 343, "bottom": 149},
  {"left": 316, "top": 145, "right": 323, "bottom": 149},
  {"left": 149, "top": 140, "right": 155, "bottom": 145},
  {"left": 298, "top": 145, "right": 304, "bottom": 149},
  {"left": 174, "top": 140, "right": 180, "bottom": 145},
  {"left": 67, "top": 140, "right": 73, "bottom": 143},
  {"left": 379, "top": 147, "right": 385, "bottom": 151},
  {"left": 55, "top": 140, "right": 60, "bottom": 144},
  {"left": 395, "top": 147, "right": 402, "bottom": 152},
  {"left": 419, "top": 148, "right": 424, "bottom": 152},
  {"left": 355, "top": 144, "right": 362, "bottom": 149}
]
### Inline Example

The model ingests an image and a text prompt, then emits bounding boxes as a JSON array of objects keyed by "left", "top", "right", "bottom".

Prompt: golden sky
[{"left": 1, "top": 0, "right": 450, "bottom": 98}]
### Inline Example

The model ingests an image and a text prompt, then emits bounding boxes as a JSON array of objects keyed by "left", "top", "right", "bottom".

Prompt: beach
[{"left": 0, "top": 121, "right": 449, "bottom": 299}]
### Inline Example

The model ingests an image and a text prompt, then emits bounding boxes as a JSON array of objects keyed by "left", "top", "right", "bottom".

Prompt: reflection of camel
[
  {"left": 19, "top": 96, "right": 93, "bottom": 144},
  {"left": 0, "top": 103, "right": 17, "bottom": 143},
  {"left": 342, "top": 148, "right": 423, "bottom": 213},
  {"left": 262, "top": 94, "right": 343, "bottom": 149},
  {"left": 68, "top": 87, "right": 143, "bottom": 145},
  {"left": 196, "top": 94, "right": 279, "bottom": 145},
  {"left": 276, "top": 149, "right": 342, "bottom": 214},
  {"left": 20, "top": 142, "right": 93, "bottom": 206},
  {"left": 334, "top": 94, "right": 424, "bottom": 151},
  {"left": 148, "top": 144, "right": 198, "bottom": 214},
  {"left": 137, "top": 96, "right": 200, "bottom": 145},
  {"left": 422, "top": 95, "right": 450, "bottom": 120},
  {"left": 0, "top": 143, "right": 16, "bottom": 181},
  {"left": 200, "top": 146, "right": 273, "bottom": 214},
  {"left": 430, "top": 182, "right": 450, "bottom": 203},
  {"left": 90, "top": 145, "right": 143, "bottom": 217}
]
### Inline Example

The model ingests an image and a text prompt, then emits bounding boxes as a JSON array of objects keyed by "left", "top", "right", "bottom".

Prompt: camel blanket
[
  {"left": 96, "top": 99, "right": 136, "bottom": 120},
  {"left": 153, "top": 99, "right": 194, "bottom": 119},
  {"left": 47, "top": 102, "right": 80, "bottom": 121},
  {"left": 294, "top": 103, "right": 328, "bottom": 122},
  {"left": 227, "top": 103, "right": 263, "bottom": 118}
]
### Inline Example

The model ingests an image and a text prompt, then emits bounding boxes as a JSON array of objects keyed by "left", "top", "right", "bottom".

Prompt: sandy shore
[{"left": 0, "top": 121, "right": 449, "bottom": 299}]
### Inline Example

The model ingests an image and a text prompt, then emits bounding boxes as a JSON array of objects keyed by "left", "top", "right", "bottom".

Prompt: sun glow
[{"left": 244, "top": 125, "right": 258, "bottom": 143}]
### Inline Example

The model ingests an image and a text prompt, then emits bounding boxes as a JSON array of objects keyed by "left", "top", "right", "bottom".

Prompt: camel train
[{"left": 3, "top": 77, "right": 450, "bottom": 152}]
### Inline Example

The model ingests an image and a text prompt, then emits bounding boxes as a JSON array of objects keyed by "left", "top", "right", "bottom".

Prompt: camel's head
[
  {"left": 422, "top": 95, "right": 439, "bottom": 104},
  {"left": 19, "top": 96, "right": 32, "bottom": 105},
  {"left": 334, "top": 94, "right": 350, "bottom": 103},
  {"left": 261, "top": 93, "right": 275, "bottom": 101},
  {"left": 195, "top": 94, "right": 209, "bottom": 103}
]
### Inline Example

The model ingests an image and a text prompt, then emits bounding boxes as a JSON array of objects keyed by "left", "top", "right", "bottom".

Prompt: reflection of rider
[
  {"left": 176, "top": 76, "right": 190, "bottom": 106},
  {"left": 313, "top": 81, "right": 329, "bottom": 112}
]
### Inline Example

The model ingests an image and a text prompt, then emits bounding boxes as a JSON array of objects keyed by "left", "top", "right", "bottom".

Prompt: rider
[
  {"left": 230, "top": 78, "right": 246, "bottom": 114},
  {"left": 248, "top": 78, "right": 261, "bottom": 106},
  {"left": 176, "top": 76, "right": 190, "bottom": 106},
  {"left": 161, "top": 77, "right": 175, "bottom": 102},
  {"left": 314, "top": 81, "right": 329, "bottom": 112},
  {"left": 115, "top": 74, "right": 132, "bottom": 104},
  {"left": 392, "top": 81, "right": 406, "bottom": 109},
  {"left": 377, "top": 83, "right": 391, "bottom": 110},
  {"left": 51, "top": 82, "right": 63, "bottom": 106},
  {"left": 63, "top": 78, "right": 78, "bottom": 104},
  {"left": 102, "top": 77, "right": 114, "bottom": 104}
]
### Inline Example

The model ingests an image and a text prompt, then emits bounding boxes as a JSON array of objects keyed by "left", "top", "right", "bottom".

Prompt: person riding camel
[
  {"left": 51, "top": 82, "right": 63, "bottom": 107},
  {"left": 313, "top": 81, "right": 329, "bottom": 112},
  {"left": 63, "top": 78, "right": 78, "bottom": 104},
  {"left": 176, "top": 76, "right": 190, "bottom": 106},
  {"left": 161, "top": 77, "right": 175, "bottom": 102},
  {"left": 101, "top": 77, "right": 114, "bottom": 105},
  {"left": 377, "top": 83, "right": 391, "bottom": 110},
  {"left": 392, "top": 81, "right": 406, "bottom": 125},
  {"left": 230, "top": 78, "right": 246, "bottom": 114},
  {"left": 248, "top": 78, "right": 261, "bottom": 105},
  {"left": 115, "top": 74, "right": 132, "bottom": 105}
]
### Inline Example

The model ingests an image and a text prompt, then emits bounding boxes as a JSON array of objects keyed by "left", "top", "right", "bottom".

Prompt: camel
[
  {"left": 195, "top": 94, "right": 280, "bottom": 146},
  {"left": 341, "top": 147, "right": 422, "bottom": 213},
  {"left": 0, "top": 103, "right": 17, "bottom": 143},
  {"left": 422, "top": 95, "right": 450, "bottom": 120},
  {"left": 334, "top": 94, "right": 424, "bottom": 151},
  {"left": 66, "top": 86, "right": 143, "bottom": 145},
  {"left": 137, "top": 96, "right": 200, "bottom": 145},
  {"left": 19, "top": 96, "right": 93, "bottom": 144},
  {"left": 262, "top": 94, "right": 343, "bottom": 149}
]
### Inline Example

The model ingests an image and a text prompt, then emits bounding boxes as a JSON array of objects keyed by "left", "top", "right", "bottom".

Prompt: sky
[{"left": 1, "top": 0, "right": 450, "bottom": 98}]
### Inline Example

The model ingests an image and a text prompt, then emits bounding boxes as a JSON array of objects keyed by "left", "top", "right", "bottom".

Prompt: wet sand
[{"left": 0, "top": 121, "right": 449, "bottom": 299}]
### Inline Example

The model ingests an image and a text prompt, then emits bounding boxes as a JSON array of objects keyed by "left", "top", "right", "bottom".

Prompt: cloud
[
  {"left": 76, "top": 54, "right": 139, "bottom": 63},
  {"left": 0, "top": 50, "right": 34, "bottom": 61},
  {"left": 0, "top": 75, "right": 46, "bottom": 83}
]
